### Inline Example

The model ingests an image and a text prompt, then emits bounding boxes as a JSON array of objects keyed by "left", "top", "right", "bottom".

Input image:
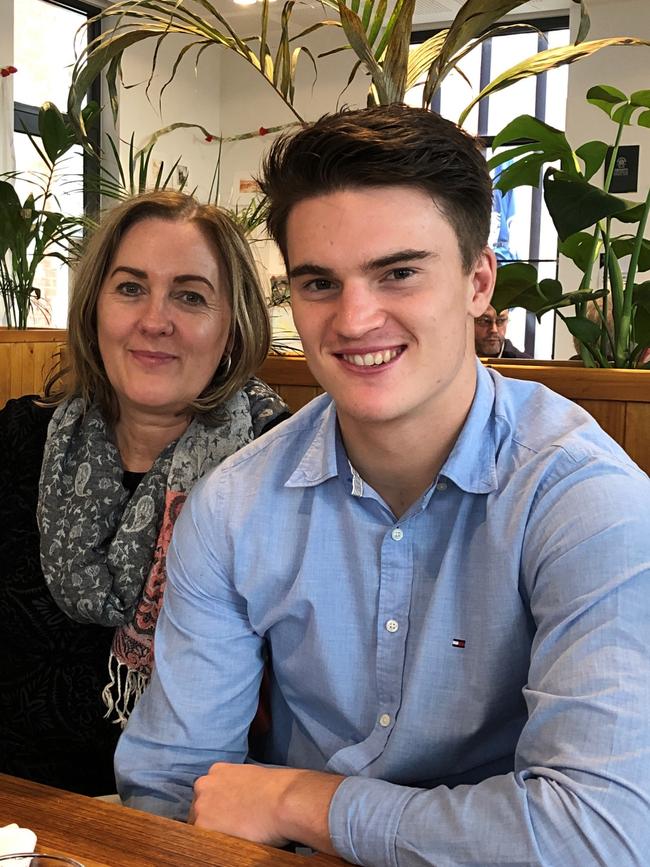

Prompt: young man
[
  {"left": 115, "top": 105, "right": 650, "bottom": 866},
  {"left": 474, "top": 304, "right": 531, "bottom": 358}
]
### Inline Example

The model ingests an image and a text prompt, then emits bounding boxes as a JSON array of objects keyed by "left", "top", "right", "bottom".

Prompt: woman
[{"left": 0, "top": 191, "right": 289, "bottom": 795}]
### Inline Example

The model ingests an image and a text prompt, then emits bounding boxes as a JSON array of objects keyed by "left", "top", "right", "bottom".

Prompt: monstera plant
[{"left": 489, "top": 85, "right": 650, "bottom": 369}]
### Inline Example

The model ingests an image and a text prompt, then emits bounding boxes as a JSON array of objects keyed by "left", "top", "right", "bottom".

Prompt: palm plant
[
  {"left": 0, "top": 102, "right": 98, "bottom": 328},
  {"left": 68, "top": 0, "right": 650, "bottom": 141}
]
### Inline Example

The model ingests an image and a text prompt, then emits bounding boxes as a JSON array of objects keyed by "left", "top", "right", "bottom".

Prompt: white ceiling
[{"left": 225, "top": 0, "right": 570, "bottom": 30}]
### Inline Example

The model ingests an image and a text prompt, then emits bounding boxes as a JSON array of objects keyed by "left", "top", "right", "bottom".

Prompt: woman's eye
[
  {"left": 117, "top": 282, "right": 143, "bottom": 296},
  {"left": 179, "top": 290, "right": 206, "bottom": 306}
]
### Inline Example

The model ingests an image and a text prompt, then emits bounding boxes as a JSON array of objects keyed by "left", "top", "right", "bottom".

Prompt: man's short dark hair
[{"left": 259, "top": 104, "right": 492, "bottom": 273}]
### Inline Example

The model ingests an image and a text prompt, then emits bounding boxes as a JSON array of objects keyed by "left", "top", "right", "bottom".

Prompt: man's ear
[{"left": 468, "top": 248, "right": 497, "bottom": 317}]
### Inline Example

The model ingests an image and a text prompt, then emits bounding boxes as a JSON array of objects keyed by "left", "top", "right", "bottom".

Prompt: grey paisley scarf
[{"left": 38, "top": 378, "right": 288, "bottom": 723}]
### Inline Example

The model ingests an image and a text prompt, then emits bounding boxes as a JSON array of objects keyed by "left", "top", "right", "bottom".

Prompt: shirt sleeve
[
  {"left": 114, "top": 473, "right": 265, "bottom": 820},
  {"left": 329, "top": 456, "right": 650, "bottom": 866}
]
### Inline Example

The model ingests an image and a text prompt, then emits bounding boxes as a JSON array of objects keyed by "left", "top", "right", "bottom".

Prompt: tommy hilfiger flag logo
[{"left": 451, "top": 638, "right": 466, "bottom": 648}]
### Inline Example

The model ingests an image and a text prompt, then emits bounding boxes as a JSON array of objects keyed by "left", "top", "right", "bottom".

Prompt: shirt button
[
  {"left": 391, "top": 528, "right": 403, "bottom": 541},
  {"left": 379, "top": 713, "right": 391, "bottom": 727},
  {"left": 436, "top": 481, "right": 447, "bottom": 491},
  {"left": 385, "top": 619, "right": 399, "bottom": 633}
]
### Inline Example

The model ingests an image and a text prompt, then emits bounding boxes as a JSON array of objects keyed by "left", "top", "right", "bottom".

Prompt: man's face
[
  {"left": 474, "top": 305, "right": 509, "bottom": 357},
  {"left": 286, "top": 185, "right": 495, "bottom": 434}
]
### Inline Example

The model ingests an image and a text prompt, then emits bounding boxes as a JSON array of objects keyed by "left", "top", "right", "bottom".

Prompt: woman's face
[{"left": 97, "top": 217, "right": 232, "bottom": 421}]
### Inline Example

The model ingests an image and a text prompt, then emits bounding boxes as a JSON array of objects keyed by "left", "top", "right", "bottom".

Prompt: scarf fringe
[{"left": 102, "top": 652, "right": 150, "bottom": 728}]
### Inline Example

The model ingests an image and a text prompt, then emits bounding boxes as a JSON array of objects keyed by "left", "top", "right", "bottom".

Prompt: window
[
  {"left": 408, "top": 17, "right": 570, "bottom": 358},
  {"left": 12, "top": 0, "right": 99, "bottom": 327}
]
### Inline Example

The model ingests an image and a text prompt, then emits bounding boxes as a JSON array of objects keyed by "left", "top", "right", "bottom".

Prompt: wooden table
[{"left": 0, "top": 774, "right": 345, "bottom": 867}]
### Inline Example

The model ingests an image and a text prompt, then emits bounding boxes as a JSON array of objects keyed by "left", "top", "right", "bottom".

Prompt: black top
[
  {"left": 0, "top": 396, "right": 120, "bottom": 795},
  {"left": 0, "top": 395, "right": 290, "bottom": 795}
]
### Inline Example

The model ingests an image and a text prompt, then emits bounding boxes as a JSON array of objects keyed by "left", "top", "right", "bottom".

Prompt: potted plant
[
  {"left": 0, "top": 101, "right": 100, "bottom": 328},
  {"left": 67, "top": 0, "right": 649, "bottom": 139},
  {"left": 489, "top": 85, "right": 650, "bottom": 368}
]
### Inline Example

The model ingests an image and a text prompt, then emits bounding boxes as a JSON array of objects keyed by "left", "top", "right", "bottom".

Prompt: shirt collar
[
  {"left": 284, "top": 398, "right": 340, "bottom": 488},
  {"left": 438, "top": 360, "right": 498, "bottom": 494},
  {"left": 284, "top": 360, "right": 499, "bottom": 496}
]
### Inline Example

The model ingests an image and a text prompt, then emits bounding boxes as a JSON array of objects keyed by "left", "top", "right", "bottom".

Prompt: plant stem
[
  {"left": 578, "top": 116, "right": 625, "bottom": 294},
  {"left": 619, "top": 185, "right": 650, "bottom": 365}
]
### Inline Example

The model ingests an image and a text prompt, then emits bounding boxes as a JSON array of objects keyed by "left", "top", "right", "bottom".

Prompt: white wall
[
  {"left": 553, "top": 0, "right": 650, "bottom": 358},
  {"left": 115, "top": 34, "right": 222, "bottom": 201},
  {"left": 0, "top": 0, "right": 15, "bottom": 176}
]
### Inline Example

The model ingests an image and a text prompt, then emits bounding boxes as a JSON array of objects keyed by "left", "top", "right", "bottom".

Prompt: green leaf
[
  {"left": 544, "top": 170, "right": 629, "bottom": 240},
  {"left": 432, "top": 0, "right": 529, "bottom": 86},
  {"left": 38, "top": 102, "right": 69, "bottom": 164},
  {"left": 612, "top": 237, "right": 650, "bottom": 272},
  {"left": 383, "top": 0, "right": 417, "bottom": 103},
  {"left": 494, "top": 154, "right": 551, "bottom": 192},
  {"left": 564, "top": 315, "right": 602, "bottom": 344},
  {"left": 638, "top": 109, "right": 650, "bottom": 129},
  {"left": 575, "top": 140, "right": 608, "bottom": 180},
  {"left": 538, "top": 278, "right": 563, "bottom": 302},
  {"left": 633, "top": 281, "right": 650, "bottom": 309},
  {"left": 611, "top": 102, "right": 638, "bottom": 125},
  {"left": 491, "top": 261, "right": 539, "bottom": 311},
  {"left": 559, "top": 231, "right": 598, "bottom": 272},
  {"left": 586, "top": 83, "right": 627, "bottom": 116},
  {"left": 491, "top": 114, "right": 568, "bottom": 150},
  {"left": 630, "top": 89, "right": 650, "bottom": 108},
  {"left": 405, "top": 30, "right": 447, "bottom": 92},
  {"left": 574, "top": 0, "right": 590, "bottom": 44},
  {"left": 633, "top": 303, "right": 650, "bottom": 349},
  {"left": 617, "top": 201, "right": 646, "bottom": 223},
  {"left": 459, "top": 37, "right": 650, "bottom": 127}
]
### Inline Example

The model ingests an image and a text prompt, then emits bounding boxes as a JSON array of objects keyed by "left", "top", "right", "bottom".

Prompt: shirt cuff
[{"left": 328, "top": 776, "right": 420, "bottom": 867}]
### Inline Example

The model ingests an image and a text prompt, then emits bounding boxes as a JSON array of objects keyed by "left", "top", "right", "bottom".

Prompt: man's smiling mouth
[{"left": 341, "top": 348, "right": 401, "bottom": 367}]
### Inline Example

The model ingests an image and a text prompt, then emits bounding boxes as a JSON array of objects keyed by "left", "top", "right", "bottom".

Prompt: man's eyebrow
[
  {"left": 288, "top": 263, "right": 335, "bottom": 279},
  {"left": 363, "top": 249, "right": 435, "bottom": 270},
  {"left": 288, "top": 250, "right": 435, "bottom": 280},
  {"left": 108, "top": 266, "right": 215, "bottom": 291}
]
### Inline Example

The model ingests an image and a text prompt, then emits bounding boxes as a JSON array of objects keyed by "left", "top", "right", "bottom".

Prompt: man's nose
[
  {"left": 332, "top": 282, "right": 385, "bottom": 338},
  {"left": 488, "top": 319, "right": 499, "bottom": 333}
]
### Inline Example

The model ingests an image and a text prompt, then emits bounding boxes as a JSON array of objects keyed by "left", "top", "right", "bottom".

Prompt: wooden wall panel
[
  {"left": 624, "top": 402, "right": 650, "bottom": 474},
  {"left": 2, "top": 336, "right": 648, "bottom": 475},
  {"left": 0, "top": 329, "right": 66, "bottom": 407},
  {"left": 574, "top": 399, "right": 627, "bottom": 447}
]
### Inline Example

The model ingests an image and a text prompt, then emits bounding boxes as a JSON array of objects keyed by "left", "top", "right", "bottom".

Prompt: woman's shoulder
[
  {"left": 242, "top": 377, "right": 291, "bottom": 437},
  {"left": 1, "top": 395, "right": 55, "bottom": 431},
  {"left": 0, "top": 395, "right": 55, "bottom": 476}
]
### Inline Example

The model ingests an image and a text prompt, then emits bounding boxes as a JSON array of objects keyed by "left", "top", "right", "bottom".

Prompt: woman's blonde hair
[{"left": 46, "top": 190, "right": 271, "bottom": 425}]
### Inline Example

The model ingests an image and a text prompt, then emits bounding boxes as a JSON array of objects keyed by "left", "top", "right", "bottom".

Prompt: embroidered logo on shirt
[{"left": 451, "top": 638, "right": 466, "bottom": 648}]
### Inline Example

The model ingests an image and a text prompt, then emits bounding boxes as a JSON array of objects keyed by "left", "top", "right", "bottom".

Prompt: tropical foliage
[
  {"left": 0, "top": 102, "right": 97, "bottom": 328},
  {"left": 67, "top": 0, "right": 650, "bottom": 139},
  {"left": 0, "top": 101, "right": 195, "bottom": 327},
  {"left": 490, "top": 86, "right": 650, "bottom": 368}
]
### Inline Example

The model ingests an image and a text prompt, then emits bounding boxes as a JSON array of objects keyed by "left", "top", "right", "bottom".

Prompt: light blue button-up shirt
[{"left": 116, "top": 363, "right": 650, "bottom": 866}]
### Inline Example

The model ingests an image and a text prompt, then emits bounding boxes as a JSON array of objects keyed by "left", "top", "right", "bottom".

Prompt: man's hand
[{"left": 189, "top": 763, "right": 345, "bottom": 854}]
